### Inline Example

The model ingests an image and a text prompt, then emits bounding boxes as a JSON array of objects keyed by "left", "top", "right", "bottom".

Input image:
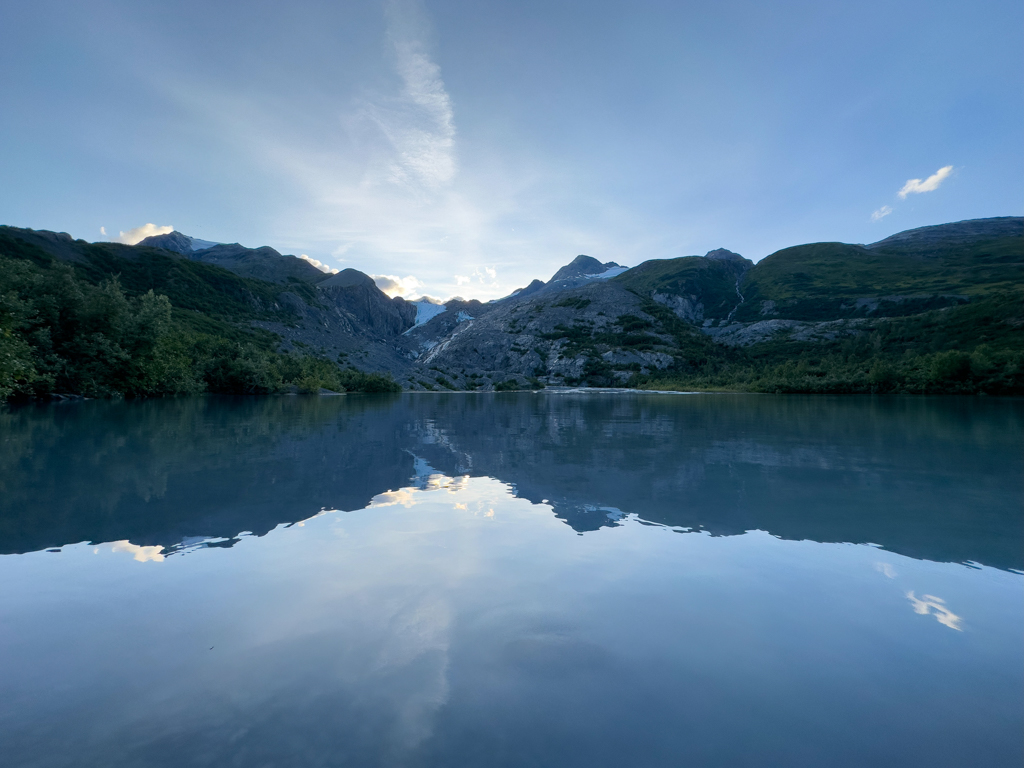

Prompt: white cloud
[
  {"left": 898, "top": 165, "right": 953, "bottom": 199},
  {"left": 372, "top": 273, "right": 423, "bottom": 298},
  {"left": 871, "top": 205, "right": 892, "bottom": 222},
  {"left": 454, "top": 275, "right": 470, "bottom": 286},
  {"left": 298, "top": 254, "right": 339, "bottom": 273},
  {"left": 116, "top": 223, "right": 173, "bottom": 245},
  {"left": 100, "top": 226, "right": 107, "bottom": 236}
]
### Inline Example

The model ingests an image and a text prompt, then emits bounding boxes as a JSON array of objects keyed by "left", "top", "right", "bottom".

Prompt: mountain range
[{"left": 1, "top": 216, "right": 1021, "bottom": 396}]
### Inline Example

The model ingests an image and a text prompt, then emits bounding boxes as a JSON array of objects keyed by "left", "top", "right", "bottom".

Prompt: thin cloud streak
[
  {"left": 871, "top": 205, "right": 892, "bottom": 222},
  {"left": 377, "top": 0, "right": 456, "bottom": 188}
]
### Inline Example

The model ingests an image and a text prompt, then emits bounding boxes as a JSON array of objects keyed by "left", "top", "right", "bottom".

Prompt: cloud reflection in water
[{"left": 906, "top": 591, "right": 963, "bottom": 631}]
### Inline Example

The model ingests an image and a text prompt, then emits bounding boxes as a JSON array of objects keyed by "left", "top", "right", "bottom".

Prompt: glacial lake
[{"left": 0, "top": 393, "right": 1021, "bottom": 768}]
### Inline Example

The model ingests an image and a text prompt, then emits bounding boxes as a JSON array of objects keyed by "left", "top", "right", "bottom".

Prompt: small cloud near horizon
[
  {"left": 871, "top": 205, "right": 893, "bottom": 222},
  {"left": 898, "top": 165, "right": 953, "bottom": 199},
  {"left": 298, "top": 254, "right": 339, "bottom": 274},
  {"left": 372, "top": 273, "right": 424, "bottom": 298},
  {"left": 115, "top": 223, "right": 173, "bottom": 245}
]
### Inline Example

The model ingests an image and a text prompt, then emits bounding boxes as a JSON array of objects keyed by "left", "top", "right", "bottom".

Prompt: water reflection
[
  {"left": 0, "top": 407, "right": 1021, "bottom": 768},
  {"left": 906, "top": 591, "right": 964, "bottom": 630},
  {"left": 1, "top": 393, "right": 1020, "bottom": 570},
  {"left": 109, "top": 540, "right": 166, "bottom": 562}
]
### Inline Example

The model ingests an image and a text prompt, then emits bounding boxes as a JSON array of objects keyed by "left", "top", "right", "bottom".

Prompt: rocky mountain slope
[
  {"left": 2, "top": 217, "right": 1021, "bottom": 395},
  {"left": 140, "top": 230, "right": 331, "bottom": 284},
  {"left": 398, "top": 217, "right": 1022, "bottom": 390}
]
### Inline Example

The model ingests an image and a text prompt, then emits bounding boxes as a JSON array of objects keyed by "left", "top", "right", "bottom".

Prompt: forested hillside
[{"left": 0, "top": 229, "right": 399, "bottom": 400}]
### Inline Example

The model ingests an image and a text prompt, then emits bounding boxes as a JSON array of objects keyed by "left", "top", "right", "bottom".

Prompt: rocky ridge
[{"left": 4, "top": 217, "right": 1020, "bottom": 391}]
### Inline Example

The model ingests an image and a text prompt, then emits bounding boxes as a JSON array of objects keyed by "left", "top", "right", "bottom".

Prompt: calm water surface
[{"left": 0, "top": 393, "right": 1021, "bottom": 767}]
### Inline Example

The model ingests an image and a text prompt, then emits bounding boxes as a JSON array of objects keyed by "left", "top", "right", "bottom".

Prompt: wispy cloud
[
  {"left": 371, "top": 0, "right": 457, "bottom": 189},
  {"left": 898, "top": 165, "right": 953, "bottom": 199},
  {"left": 870, "top": 205, "right": 892, "bottom": 222},
  {"left": 115, "top": 223, "right": 173, "bottom": 245},
  {"left": 152, "top": 1, "right": 657, "bottom": 300},
  {"left": 873, "top": 561, "right": 897, "bottom": 578}
]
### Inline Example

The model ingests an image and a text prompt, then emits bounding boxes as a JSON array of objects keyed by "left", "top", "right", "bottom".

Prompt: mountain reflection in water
[
  {"left": 1, "top": 393, "right": 1022, "bottom": 768},
  {"left": 1, "top": 393, "right": 1020, "bottom": 570}
]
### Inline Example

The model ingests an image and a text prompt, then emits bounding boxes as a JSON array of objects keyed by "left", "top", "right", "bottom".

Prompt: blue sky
[{"left": 1, "top": 0, "right": 1020, "bottom": 300}]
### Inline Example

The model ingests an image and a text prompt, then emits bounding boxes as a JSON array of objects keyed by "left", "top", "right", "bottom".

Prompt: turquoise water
[{"left": 0, "top": 394, "right": 1021, "bottom": 767}]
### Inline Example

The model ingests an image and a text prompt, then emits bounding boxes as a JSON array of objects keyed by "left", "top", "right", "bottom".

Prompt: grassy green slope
[
  {"left": 637, "top": 296, "right": 1024, "bottom": 395},
  {"left": 735, "top": 226, "right": 1023, "bottom": 322},
  {"left": 0, "top": 228, "right": 319, "bottom": 320},
  {"left": 613, "top": 256, "right": 746, "bottom": 318},
  {"left": 614, "top": 220, "right": 1023, "bottom": 394}
]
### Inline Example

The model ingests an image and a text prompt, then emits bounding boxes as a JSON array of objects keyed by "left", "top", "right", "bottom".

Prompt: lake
[{"left": 0, "top": 393, "right": 1021, "bottom": 767}]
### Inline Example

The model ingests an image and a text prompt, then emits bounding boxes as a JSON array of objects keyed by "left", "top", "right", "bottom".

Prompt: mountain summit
[
  {"left": 550, "top": 255, "right": 622, "bottom": 282},
  {"left": 138, "top": 230, "right": 218, "bottom": 254}
]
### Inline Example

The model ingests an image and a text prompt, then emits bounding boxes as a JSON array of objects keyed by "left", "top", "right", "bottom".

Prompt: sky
[{"left": 1, "top": 0, "right": 1020, "bottom": 301}]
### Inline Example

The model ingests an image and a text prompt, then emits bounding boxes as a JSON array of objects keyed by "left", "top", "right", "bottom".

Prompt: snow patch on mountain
[
  {"left": 411, "top": 301, "right": 448, "bottom": 327},
  {"left": 585, "top": 265, "right": 629, "bottom": 280}
]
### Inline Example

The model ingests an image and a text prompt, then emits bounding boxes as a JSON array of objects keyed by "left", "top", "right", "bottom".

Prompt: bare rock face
[
  {"left": 402, "top": 279, "right": 681, "bottom": 389},
  {"left": 652, "top": 292, "right": 704, "bottom": 322},
  {"left": 248, "top": 267, "right": 421, "bottom": 374},
  {"left": 319, "top": 273, "right": 416, "bottom": 337}
]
